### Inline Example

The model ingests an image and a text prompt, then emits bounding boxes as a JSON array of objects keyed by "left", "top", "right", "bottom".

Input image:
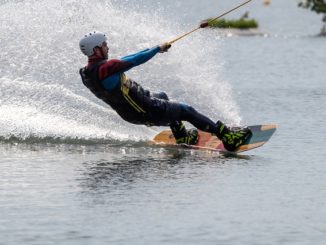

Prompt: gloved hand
[
  {"left": 200, "top": 21, "right": 209, "bottom": 28},
  {"left": 159, "top": 42, "right": 172, "bottom": 53}
]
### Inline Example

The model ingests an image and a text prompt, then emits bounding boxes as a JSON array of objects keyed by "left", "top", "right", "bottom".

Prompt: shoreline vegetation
[
  {"left": 205, "top": 12, "right": 258, "bottom": 30},
  {"left": 298, "top": 0, "right": 326, "bottom": 36},
  {"left": 206, "top": 18, "right": 258, "bottom": 29}
]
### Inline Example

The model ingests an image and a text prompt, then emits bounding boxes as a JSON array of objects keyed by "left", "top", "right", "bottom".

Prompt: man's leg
[
  {"left": 147, "top": 93, "right": 251, "bottom": 151},
  {"left": 151, "top": 92, "right": 199, "bottom": 145},
  {"left": 165, "top": 102, "right": 252, "bottom": 151}
]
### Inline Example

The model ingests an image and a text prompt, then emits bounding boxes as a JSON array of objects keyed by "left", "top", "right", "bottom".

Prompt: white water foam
[{"left": 0, "top": 0, "right": 241, "bottom": 143}]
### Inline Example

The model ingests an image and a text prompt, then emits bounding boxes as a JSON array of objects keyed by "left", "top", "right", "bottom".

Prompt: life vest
[{"left": 79, "top": 61, "right": 150, "bottom": 124}]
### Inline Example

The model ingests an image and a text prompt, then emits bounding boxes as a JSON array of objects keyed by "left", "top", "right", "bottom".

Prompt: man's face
[
  {"left": 94, "top": 41, "right": 109, "bottom": 59},
  {"left": 101, "top": 41, "right": 109, "bottom": 59}
]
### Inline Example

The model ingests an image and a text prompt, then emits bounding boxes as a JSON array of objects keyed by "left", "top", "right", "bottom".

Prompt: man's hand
[
  {"left": 159, "top": 42, "right": 172, "bottom": 53},
  {"left": 200, "top": 21, "right": 209, "bottom": 28}
]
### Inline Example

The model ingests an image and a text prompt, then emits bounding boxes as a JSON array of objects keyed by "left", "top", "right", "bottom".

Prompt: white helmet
[{"left": 79, "top": 31, "right": 107, "bottom": 56}]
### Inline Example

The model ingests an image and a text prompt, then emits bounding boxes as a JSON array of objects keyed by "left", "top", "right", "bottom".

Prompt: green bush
[
  {"left": 298, "top": 0, "right": 326, "bottom": 17},
  {"left": 298, "top": 0, "right": 326, "bottom": 35},
  {"left": 207, "top": 18, "right": 259, "bottom": 29}
]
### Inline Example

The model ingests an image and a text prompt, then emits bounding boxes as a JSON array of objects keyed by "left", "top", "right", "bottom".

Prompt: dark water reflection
[{"left": 77, "top": 146, "right": 252, "bottom": 196}]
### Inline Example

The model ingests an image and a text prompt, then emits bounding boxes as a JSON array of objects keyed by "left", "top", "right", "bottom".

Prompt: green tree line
[
  {"left": 299, "top": 0, "right": 326, "bottom": 34},
  {"left": 299, "top": 0, "right": 326, "bottom": 23}
]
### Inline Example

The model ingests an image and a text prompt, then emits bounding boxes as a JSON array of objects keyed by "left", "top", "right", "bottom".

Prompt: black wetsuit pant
[{"left": 148, "top": 92, "right": 218, "bottom": 135}]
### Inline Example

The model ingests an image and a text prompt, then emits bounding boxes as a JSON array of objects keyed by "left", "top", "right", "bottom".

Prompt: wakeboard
[{"left": 152, "top": 124, "right": 277, "bottom": 153}]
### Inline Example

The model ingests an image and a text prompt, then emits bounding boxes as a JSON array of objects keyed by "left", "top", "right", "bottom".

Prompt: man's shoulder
[
  {"left": 100, "top": 58, "right": 125, "bottom": 66},
  {"left": 88, "top": 58, "right": 122, "bottom": 66},
  {"left": 97, "top": 58, "right": 131, "bottom": 78},
  {"left": 99, "top": 59, "right": 131, "bottom": 70}
]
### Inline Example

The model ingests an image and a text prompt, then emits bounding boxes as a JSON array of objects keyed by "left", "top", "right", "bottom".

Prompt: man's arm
[
  {"left": 120, "top": 46, "right": 160, "bottom": 70},
  {"left": 121, "top": 43, "right": 171, "bottom": 71},
  {"left": 98, "top": 43, "right": 171, "bottom": 80}
]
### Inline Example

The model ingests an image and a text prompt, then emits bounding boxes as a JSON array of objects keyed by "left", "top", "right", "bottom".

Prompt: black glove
[
  {"left": 200, "top": 21, "right": 209, "bottom": 28},
  {"left": 159, "top": 42, "right": 172, "bottom": 53}
]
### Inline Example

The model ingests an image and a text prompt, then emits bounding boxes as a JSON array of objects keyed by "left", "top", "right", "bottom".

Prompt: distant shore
[{"left": 206, "top": 18, "right": 258, "bottom": 30}]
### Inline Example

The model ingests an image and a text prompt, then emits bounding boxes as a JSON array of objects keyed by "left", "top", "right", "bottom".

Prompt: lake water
[{"left": 1, "top": 0, "right": 326, "bottom": 244}]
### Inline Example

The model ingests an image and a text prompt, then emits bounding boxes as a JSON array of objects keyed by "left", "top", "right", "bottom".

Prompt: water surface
[{"left": 1, "top": 0, "right": 326, "bottom": 244}]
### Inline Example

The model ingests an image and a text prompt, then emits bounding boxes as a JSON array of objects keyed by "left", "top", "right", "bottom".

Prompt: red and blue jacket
[{"left": 80, "top": 46, "right": 161, "bottom": 124}]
